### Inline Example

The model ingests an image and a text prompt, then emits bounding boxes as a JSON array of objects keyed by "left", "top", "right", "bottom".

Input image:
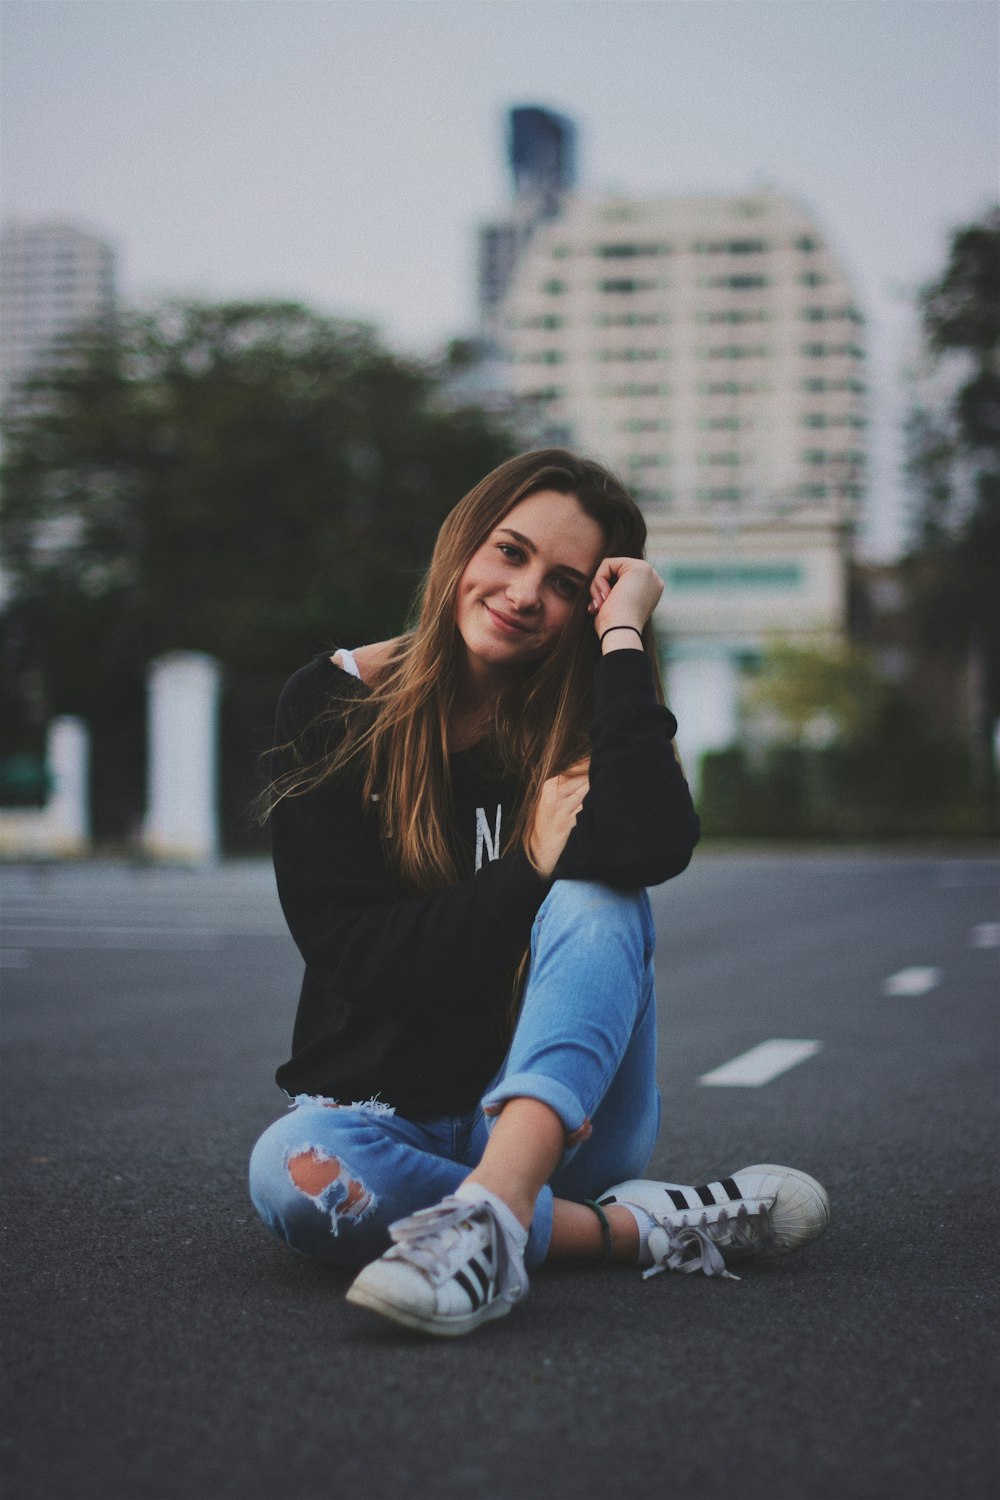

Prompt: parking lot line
[
  {"left": 881, "top": 966, "right": 941, "bottom": 996},
  {"left": 699, "top": 1038, "right": 821, "bottom": 1088}
]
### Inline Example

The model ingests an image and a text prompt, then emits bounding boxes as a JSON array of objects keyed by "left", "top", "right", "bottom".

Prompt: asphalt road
[{"left": 2, "top": 850, "right": 998, "bottom": 1500}]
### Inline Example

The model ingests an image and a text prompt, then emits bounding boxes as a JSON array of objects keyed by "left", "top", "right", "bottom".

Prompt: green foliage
[
  {"left": 1, "top": 299, "right": 516, "bottom": 842},
  {"left": 699, "top": 641, "right": 994, "bottom": 838},
  {"left": 746, "top": 641, "right": 894, "bottom": 747},
  {"left": 905, "top": 208, "right": 1000, "bottom": 776},
  {"left": 699, "top": 732, "right": 985, "bottom": 840},
  {"left": 921, "top": 209, "right": 1000, "bottom": 359}
]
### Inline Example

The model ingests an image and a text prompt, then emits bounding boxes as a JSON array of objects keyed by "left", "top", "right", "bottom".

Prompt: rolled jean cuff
[{"left": 481, "top": 1072, "right": 588, "bottom": 1151}]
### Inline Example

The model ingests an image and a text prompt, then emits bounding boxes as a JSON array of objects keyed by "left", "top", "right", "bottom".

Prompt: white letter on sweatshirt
[{"left": 475, "top": 805, "right": 502, "bottom": 871}]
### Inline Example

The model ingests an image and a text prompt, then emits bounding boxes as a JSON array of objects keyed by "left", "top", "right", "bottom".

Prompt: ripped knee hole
[{"left": 288, "top": 1149, "right": 370, "bottom": 1217}]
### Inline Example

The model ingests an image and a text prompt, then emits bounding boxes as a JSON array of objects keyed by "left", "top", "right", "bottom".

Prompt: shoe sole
[{"left": 345, "top": 1279, "right": 514, "bottom": 1338}]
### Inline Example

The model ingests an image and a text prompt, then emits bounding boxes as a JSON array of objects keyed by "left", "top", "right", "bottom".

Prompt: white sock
[
  {"left": 616, "top": 1202, "right": 658, "bottom": 1267},
  {"left": 454, "top": 1181, "right": 529, "bottom": 1251}
]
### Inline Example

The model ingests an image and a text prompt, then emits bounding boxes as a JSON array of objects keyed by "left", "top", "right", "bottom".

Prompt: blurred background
[{"left": 1, "top": 0, "right": 997, "bottom": 857}]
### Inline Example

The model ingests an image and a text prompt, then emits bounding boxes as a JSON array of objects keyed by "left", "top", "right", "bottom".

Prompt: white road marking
[
  {"left": 971, "top": 923, "right": 1000, "bottom": 949},
  {"left": 881, "top": 966, "right": 941, "bottom": 996},
  {"left": 699, "top": 1039, "right": 821, "bottom": 1088}
]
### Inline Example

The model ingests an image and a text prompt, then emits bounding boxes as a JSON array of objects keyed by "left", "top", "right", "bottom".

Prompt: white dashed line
[
  {"left": 971, "top": 923, "right": 1000, "bottom": 949},
  {"left": 881, "top": 966, "right": 941, "bottom": 996},
  {"left": 699, "top": 1039, "right": 821, "bottom": 1088}
]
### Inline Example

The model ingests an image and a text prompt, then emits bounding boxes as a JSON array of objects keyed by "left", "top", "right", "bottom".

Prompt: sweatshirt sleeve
[
  {"left": 554, "top": 649, "right": 700, "bottom": 887},
  {"left": 269, "top": 662, "right": 549, "bottom": 1023}
]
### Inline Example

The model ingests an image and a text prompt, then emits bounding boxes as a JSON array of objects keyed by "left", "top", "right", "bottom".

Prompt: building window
[
  {"left": 518, "top": 314, "right": 564, "bottom": 330},
  {"left": 698, "top": 451, "right": 741, "bottom": 466},
  {"left": 799, "top": 271, "right": 827, "bottom": 287},
  {"left": 795, "top": 236, "right": 820, "bottom": 252},
  {"left": 698, "top": 308, "right": 771, "bottom": 325},
  {"left": 542, "top": 279, "right": 567, "bottom": 294},
  {"left": 693, "top": 238, "right": 768, "bottom": 254},
  {"left": 599, "top": 383, "right": 669, "bottom": 398},
  {"left": 694, "top": 487, "right": 744, "bottom": 503},
  {"left": 595, "top": 243, "right": 664, "bottom": 258},
  {"left": 596, "top": 347, "right": 661, "bottom": 363},
  {"left": 624, "top": 417, "right": 670, "bottom": 433},
  {"left": 598, "top": 278, "right": 658, "bottom": 294},
  {"left": 596, "top": 311, "right": 665, "bottom": 328},
  {"left": 699, "top": 415, "right": 743, "bottom": 431},
  {"left": 705, "top": 274, "right": 770, "bottom": 290},
  {"left": 699, "top": 379, "right": 761, "bottom": 395},
  {"left": 702, "top": 345, "right": 768, "bottom": 360}
]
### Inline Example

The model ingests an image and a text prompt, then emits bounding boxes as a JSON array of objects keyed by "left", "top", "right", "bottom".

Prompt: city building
[
  {"left": 0, "top": 220, "right": 117, "bottom": 409},
  {"left": 497, "top": 186, "right": 868, "bottom": 780},
  {"left": 477, "top": 106, "right": 577, "bottom": 324}
]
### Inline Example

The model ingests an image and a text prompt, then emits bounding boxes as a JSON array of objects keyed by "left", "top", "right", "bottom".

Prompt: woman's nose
[{"left": 506, "top": 573, "right": 541, "bottom": 610}]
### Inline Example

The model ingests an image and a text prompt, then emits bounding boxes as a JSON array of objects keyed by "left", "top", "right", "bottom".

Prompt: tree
[
  {"left": 697, "top": 641, "right": 978, "bottom": 840},
  {"left": 905, "top": 208, "right": 1000, "bottom": 796},
  {"left": 1, "top": 300, "right": 515, "bottom": 841}
]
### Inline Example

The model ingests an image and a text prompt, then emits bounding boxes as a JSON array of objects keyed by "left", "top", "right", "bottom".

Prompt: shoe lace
[
  {"left": 386, "top": 1197, "right": 513, "bottom": 1298},
  {"left": 643, "top": 1203, "right": 775, "bottom": 1282}
]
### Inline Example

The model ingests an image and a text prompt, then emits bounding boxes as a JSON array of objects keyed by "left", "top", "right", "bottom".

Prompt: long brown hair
[{"left": 264, "top": 449, "right": 662, "bottom": 892}]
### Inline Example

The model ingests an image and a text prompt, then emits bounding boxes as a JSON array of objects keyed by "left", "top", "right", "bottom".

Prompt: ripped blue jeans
[{"left": 248, "top": 880, "right": 660, "bottom": 1272}]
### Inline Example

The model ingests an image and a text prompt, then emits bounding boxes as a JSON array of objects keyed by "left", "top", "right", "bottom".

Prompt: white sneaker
[
  {"left": 597, "top": 1164, "right": 831, "bottom": 1281},
  {"left": 345, "top": 1185, "right": 529, "bottom": 1337}
]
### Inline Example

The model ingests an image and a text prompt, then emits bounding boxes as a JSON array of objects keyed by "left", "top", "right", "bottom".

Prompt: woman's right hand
[{"left": 528, "top": 759, "right": 590, "bottom": 877}]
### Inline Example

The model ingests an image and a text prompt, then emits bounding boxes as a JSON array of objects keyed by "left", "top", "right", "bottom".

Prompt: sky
[{"left": 2, "top": 0, "right": 998, "bottom": 557}]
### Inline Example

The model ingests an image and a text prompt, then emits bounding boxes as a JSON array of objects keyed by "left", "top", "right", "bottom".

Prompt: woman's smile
[{"left": 484, "top": 603, "right": 535, "bottom": 635}]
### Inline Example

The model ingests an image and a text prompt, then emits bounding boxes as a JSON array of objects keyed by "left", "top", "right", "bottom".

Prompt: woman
[{"left": 249, "top": 449, "right": 830, "bottom": 1338}]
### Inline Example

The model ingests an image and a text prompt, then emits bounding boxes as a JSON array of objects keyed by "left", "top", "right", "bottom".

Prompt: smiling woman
[{"left": 248, "top": 448, "right": 831, "bottom": 1338}]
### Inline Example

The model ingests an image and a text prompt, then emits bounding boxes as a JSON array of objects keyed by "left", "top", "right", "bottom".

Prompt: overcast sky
[{"left": 2, "top": 0, "right": 997, "bottom": 556}]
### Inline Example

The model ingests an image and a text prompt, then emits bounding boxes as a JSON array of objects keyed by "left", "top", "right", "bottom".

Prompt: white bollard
[
  {"left": 45, "top": 715, "right": 91, "bottom": 855},
  {"left": 665, "top": 652, "right": 740, "bottom": 797},
  {"left": 144, "top": 652, "right": 221, "bottom": 863}
]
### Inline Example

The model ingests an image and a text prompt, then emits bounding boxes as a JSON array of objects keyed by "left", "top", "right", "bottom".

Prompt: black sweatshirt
[{"left": 270, "top": 649, "right": 700, "bottom": 1116}]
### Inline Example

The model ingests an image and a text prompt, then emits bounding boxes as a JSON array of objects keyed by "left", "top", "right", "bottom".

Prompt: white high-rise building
[
  {"left": 499, "top": 187, "right": 868, "bottom": 778},
  {"left": 0, "top": 221, "right": 117, "bottom": 408}
]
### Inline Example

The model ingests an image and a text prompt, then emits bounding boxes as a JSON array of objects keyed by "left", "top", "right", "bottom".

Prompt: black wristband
[{"left": 599, "top": 625, "right": 644, "bottom": 646}]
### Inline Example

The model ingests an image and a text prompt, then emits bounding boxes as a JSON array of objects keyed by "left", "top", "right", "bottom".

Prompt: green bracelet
[{"left": 583, "top": 1199, "right": 615, "bottom": 1263}]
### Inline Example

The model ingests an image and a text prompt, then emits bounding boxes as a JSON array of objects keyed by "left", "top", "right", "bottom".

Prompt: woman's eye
[
  {"left": 497, "top": 543, "right": 523, "bottom": 562},
  {"left": 552, "top": 576, "right": 580, "bottom": 600}
]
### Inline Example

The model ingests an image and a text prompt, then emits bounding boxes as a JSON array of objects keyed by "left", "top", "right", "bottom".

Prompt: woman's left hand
[{"left": 588, "top": 557, "right": 664, "bottom": 638}]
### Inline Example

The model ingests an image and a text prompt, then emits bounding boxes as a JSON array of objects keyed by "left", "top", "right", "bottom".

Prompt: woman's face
[{"left": 455, "top": 489, "right": 605, "bottom": 679}]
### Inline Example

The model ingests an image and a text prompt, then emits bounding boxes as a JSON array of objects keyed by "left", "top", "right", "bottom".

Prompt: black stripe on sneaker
[
  {"left": 720, "top": 1177, "right": 742, "bottom": 1202},
  {"left": 695, "top": 1184, "right": 718, "bottom": 1207},
  {"left": 454, "top": 1269, "right": 483, "bottom": 1309},
  {"left": 469, "top": 1256, "right": 492, "bottom": 1298},
  {"left": 667, "top": 1189, "right": 691, "bottom": 1211}
]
